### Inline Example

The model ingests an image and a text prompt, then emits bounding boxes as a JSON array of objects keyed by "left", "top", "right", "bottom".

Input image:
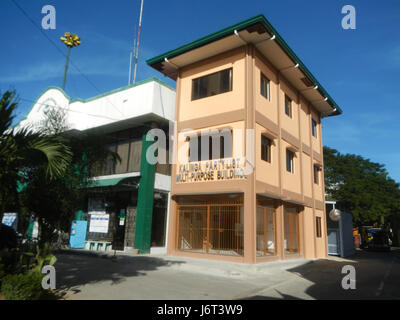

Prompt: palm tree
[{"left": 0, "top": 90, "right": 72, "bottom": 216}]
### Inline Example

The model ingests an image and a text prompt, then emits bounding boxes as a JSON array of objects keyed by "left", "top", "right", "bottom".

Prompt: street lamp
[{"left": 60, "top": 32, "right": 81, "bottom": 90}]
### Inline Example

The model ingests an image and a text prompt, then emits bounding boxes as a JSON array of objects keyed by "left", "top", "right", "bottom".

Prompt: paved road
[{"left": 54, "top": 248, "right": 400, "bottom": 300}]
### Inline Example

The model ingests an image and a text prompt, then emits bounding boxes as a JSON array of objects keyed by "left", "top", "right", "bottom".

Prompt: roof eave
[{"left": 147, "top": 14, "right": 342, "bottom": 116}]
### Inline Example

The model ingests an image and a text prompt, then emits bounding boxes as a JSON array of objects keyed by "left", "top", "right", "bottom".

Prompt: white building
[{"left": 17, "top": 78, "right": 176, "bottom": 254}]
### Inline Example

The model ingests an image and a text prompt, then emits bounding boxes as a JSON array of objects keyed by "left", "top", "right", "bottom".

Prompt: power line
[{"left": 10, "top": 0, "right": 125, "bottom": 117}]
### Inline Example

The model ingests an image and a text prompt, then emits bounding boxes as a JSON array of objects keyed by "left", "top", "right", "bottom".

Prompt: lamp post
[{"left": 60, "top": 32, "right": 81, "bottom": 90}]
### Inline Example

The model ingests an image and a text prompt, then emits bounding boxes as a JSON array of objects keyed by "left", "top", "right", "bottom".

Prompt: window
[
  {"left": 312, "top": 119, "right": 317, "bottom": 138},
  {"left": 285, "top": 95, "right": 292, "bottom": 118},
  {"left": 192, "top": 68, "right": 233, "bottom": 100},
  {"left": 316, "top": 217, "right": 322, "bottom": 238},
  {"left": 260, "top": 73, "right": 270, "bottom": 100},
  {"left": 313, "top": 164, "right": 319, "bottom": 184},
  {"left": 261, "top": 135, "right": 271, "bottom": 163},
  {"left": 286, "top": 149, "right": 294, "bottom": 173},
  {"left": 189, "top": 130, "right": 232, "bottom": 162}
]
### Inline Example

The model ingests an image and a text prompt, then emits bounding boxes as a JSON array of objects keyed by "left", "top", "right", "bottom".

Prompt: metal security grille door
[
  {"left": 177, "top": 204, "right": 244, "bottom": 256},
  {"left": 178, "top": 206, "right": 207, "bottom": 252}
]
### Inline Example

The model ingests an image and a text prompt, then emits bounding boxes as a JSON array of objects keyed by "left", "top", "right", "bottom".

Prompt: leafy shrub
[{"left": 1, "top": 272, "right": 46, "bottom": 300}]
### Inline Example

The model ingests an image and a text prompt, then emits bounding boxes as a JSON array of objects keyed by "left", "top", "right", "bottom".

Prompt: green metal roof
[{"left": 147, "top": 14, "right": 342, "bottom": 116}]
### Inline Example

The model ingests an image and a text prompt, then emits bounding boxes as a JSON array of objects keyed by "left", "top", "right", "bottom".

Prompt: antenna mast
[{"left": 133, "top": 0, "right": 144, "bottom": 85}]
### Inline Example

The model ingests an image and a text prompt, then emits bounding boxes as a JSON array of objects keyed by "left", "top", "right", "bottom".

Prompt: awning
[{"left": 87, "top": 176, "right": 140, "bottom": 189}]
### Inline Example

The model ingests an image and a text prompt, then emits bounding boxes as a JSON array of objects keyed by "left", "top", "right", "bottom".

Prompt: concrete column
[{"left": 134, "top": 124, "right": 157, "bottom": 253}]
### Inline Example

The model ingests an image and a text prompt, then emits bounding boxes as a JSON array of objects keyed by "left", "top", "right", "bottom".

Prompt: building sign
[
  {"left": 89, "top": 214, "right": 109, "bottom": 233},
  {"left": 2, "top": 213, "right": 18, "bottom": 232},
  {"left": 176, "top": 157, "right": 247, "bottom": 183}
]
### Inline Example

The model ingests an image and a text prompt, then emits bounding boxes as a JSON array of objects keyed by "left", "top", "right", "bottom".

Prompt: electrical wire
[{"left": 10, "top": 0, "right": 125, "bottom": 117}]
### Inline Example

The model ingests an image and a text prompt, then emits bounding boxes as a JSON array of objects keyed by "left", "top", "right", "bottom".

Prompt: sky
[{"left": 1, "top": 0, "right": 399, "bottom": 181}]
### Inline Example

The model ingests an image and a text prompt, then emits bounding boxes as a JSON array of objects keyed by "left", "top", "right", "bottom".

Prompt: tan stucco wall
[
  {"left": 255, "top": 123, "right": 279, "bottom": 188},
  {"left": 300, "top": 99, "right": 311, "bottom": 146},
  {"left": 169, "top": 43, "right": 328, "bottom": 263},
  {"left": 302, "top": 154, "right": 313, "bottom": 198},
  {"left": 315, "top": 209, "right": 327, "bottom": 258},
  {"left": 281, "top": 140, "right": 301, "bottom": 195},
  {"left": 179, "top": 47, "right": 246, "bottom": 122},
  {"left": 254, "top": 54, "right": 278, "bottom": 125},
  {"left": 279, "top": 78, "right": 299, "bottom": 139},
  {"left": 303, "top": 206, "right": 316, "bottom": 259},
  {"left": 310, "top": 108, "right": 321, "bottom": 153}
]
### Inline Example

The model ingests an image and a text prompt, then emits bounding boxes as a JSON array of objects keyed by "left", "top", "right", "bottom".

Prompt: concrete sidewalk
[
  {"left": 59, "top": 248, "right": 314, "bottom": 279},
  {"left": 54, "top": 249, "right": 365, "bottom": 300}
]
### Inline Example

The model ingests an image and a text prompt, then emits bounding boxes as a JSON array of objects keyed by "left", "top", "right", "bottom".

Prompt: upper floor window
[
  {"left": 188, "top": 130, "right": 232, "bottom": 162},
  {"left": 313, "top": 164, "right": 319, "bottom": 184},
  {"left": 286, "top": 149, "right": 294, "bottom": 173},
  {"left": 192, "top": 68, "right": 233, "bottom": 101},
  {"left": 285, "top": 95, "right": 292, "bottom": 118},
  {"left": 316, "top": 216, "right": 322, "bottom": 238},
  {"left": 312, "top": 119, "right": 317, "bottom": 138},
  {"left": 261, "top": 135, "right": 271, "bottom": 163},
  {"left": 260, "top": 73, "right": 270, "bottom": 100}
]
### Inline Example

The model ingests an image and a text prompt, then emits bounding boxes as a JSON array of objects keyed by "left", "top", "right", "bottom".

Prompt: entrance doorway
[
  {"left": 113, "top": 208, "right": 126, "bottom": 251},
  {"left": 177, "top": 201, "right": 244, "bottom": 256}
]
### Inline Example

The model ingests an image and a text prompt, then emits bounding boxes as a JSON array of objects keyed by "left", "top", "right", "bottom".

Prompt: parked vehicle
[{"left": 367, "top": 229, "right": 391, "bottom": 251}]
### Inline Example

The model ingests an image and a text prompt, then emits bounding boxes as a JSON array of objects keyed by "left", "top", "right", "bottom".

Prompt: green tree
[
  {"left": 0, "top": 90, "right": 72, "bottom": 217},
  {"left": 324, "top": 146, "right": 400, "bottom": 226}
]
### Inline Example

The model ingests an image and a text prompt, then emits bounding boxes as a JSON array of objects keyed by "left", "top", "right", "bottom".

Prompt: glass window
[
  {"left": 313, "top": 164, "right": 319, "bottom": 184},
  {"left": 261, "top": 135, "right": 271, "bottom": 163},
  {"left": 286, "top": 149, "right": 294, "bottom": 173},
  {"left": 285, "top": 95, "right": 292, "bottom": 118},
  {"left": 260, "top": 73, "right": 270, "bottom": 100},
  {"left": 189, "top": 130, "right": 232, "bottom": 162},
  {"left": 312, "top": 119, "right": 317, "bottom": 138},
  {"left": 192, "top": 68, "right": 233, "bottom": 100},
  {"left": 316, "top": 216, "right": 322, "bottom": 238}
]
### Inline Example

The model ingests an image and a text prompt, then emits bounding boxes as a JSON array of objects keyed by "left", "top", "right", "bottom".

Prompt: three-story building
[{"left": 147, "top": 15, "right": 342, "bottom": 263}]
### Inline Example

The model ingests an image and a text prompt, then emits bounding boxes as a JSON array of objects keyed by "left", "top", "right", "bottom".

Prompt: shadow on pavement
[
  {"left": 241, "top": 248, "right": 400, "bottom": 300},
  {"left": 54, "top": 250, "right": 186, "bottom": 295}
]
